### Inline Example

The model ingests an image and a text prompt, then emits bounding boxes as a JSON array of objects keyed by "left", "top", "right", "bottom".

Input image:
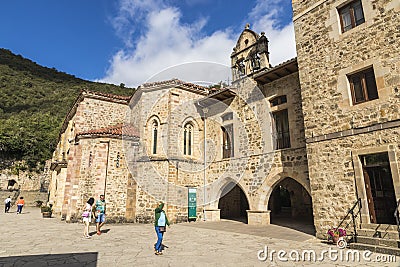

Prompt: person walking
[
  {"left": 82, "top": 197, "right": 95, "bottom": 239},
  {"left": 4, "top": 196, "right": 11, "bottom": 213},
  {"left": 154, "top": 201, "right": 170, "bottom": 255},
  {"left": 16, "top": 197, "right": 24, "bottom": 214},
  {"left": 95, "top": 194, "right": 106, "bottom": 235}
]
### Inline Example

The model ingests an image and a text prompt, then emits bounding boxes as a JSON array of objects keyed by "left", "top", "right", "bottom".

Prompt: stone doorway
[
  {"left": 218, "top": 182, "right": 249, "bottom": 223},
  {"left": 7, "top": 179, "right": 18, "bottom": 191},
  {"left": 361, "top": 152, "right": 397, "bottom": 224},
  {"left": 268, "top": 177, "right": 315, "bottom": 235}
]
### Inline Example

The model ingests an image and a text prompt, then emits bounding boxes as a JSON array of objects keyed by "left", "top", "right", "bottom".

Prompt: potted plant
[
  {"left": 41, "top": 204, "right": 53, "bottom": 218},
  {"left": 35, "top": 200, "right": 43, "bottom": 207},
  {"left": 327, "top": 227, "right": 346, "bottom": 243}
]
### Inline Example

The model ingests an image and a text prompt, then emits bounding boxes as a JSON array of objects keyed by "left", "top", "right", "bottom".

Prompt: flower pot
[
  {"left": 332, "top": 235, "right": 339, "bottom": 243},
  {"left": 42, "top": 211, "right": 52, "bottom": 218}
]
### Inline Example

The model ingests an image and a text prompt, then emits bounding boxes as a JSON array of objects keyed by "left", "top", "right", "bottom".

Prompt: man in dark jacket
[{"left": 154, "top": 202, "right": 170, "bottom": 255}]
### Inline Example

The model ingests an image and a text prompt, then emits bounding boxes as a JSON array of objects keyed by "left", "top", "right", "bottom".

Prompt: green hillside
[{"left": 0, "top": 48, "right": 135, "bottom": 171}]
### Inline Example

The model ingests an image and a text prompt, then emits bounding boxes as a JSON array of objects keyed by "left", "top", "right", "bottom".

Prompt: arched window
[
  {"left": 183, "top": 123, "right": 193, "bottom": 156},
  {"left": 152, "top": 120, "right": 158, "bottom": 154}
]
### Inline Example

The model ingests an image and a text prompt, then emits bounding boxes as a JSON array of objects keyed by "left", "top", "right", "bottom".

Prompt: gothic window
[
  {"left": 152, "top": 120, "right": 158, "bottom": 155},
  {"left": 338, "top": 0, "right": 365, "bottom": 33},
  {"left": 183, "top": 123, "right": 193, "bottom": 156},
  {"left": 272, "top": 109, "right": 291, "bottom": 150},
  {"left": 222, "top": 124, "right": 234, "bottom": 158},
  {"left": 348, "top": 67, "right": 378, "bottom": 104}
]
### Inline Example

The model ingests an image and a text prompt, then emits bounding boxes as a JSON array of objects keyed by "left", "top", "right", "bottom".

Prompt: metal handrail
[
  {"left": 336, "top": 198, "right": 362, "bottom": 243},
  {"left": 394, "top": 199, "right": 400, "bottom": 239}
]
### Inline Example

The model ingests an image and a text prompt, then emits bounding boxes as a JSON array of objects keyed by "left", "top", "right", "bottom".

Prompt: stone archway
[
  {"left": 7, "top": 179, "right": 18, "bottom": 191},
  {"left": 218, "top": 182, "right": 250, "bottom": 223},
  {"left": 268, "top": 177, "right": 315, "bottom": 234}
]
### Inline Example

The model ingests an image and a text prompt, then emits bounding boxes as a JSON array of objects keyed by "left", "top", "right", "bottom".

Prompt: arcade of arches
[
  {"left": 218, "top": 182, "right": 249, "bottom": 223},
  {"left": 217, "top": 178, "right": 315, "bottom": 234}
]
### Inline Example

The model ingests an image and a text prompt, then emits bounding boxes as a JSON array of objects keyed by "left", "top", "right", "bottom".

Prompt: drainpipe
[
  {"left": 350, "top": 150, "right": 361, "bottom": 224},
  {"left": 197, "top": 101, "right": 208, "bottom": 221},
  {"left": 100, "top": 140, "right": 110, "bottom": 197}
]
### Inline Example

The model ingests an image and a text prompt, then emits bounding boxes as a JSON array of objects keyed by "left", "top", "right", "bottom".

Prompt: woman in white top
[{"left": 83, "top": 197, "right": 94, "bottom": 238}]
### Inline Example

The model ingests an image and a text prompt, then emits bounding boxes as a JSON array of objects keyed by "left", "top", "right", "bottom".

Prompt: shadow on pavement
[
  {"left": 0, "top": 252, "right": 98, "bottom": 267},
  {"left": 89, "top": 228, "right": 110, "bottom": 236},
  {"left": 183, "top": 219, "right": 315, "bottom": 242},
  {"left": 270, "top": 217, "right": 316, "bottom": 236}
]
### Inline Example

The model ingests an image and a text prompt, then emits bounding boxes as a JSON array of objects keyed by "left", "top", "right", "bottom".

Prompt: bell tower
[{"left": 231, "top": 24, "right": 271, "bottom": 82}]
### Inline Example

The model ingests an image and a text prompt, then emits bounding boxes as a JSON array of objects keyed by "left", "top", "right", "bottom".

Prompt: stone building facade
[
  {"left": 49, "top": 0, "right": 399, "bottom": 241},
  {"left": 49, "top": 90, "right": 138, "bottom": 221},
  {"left": 49, "top": 27, "right": 312, "bottom": 228},
  {"left": 292, "top": 0, "right": 400, "bottom": 238}
]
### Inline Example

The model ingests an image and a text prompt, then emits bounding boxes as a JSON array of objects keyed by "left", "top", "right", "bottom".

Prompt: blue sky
[{"left": 0, "top": 0, "right": 295, "bottom": 87}]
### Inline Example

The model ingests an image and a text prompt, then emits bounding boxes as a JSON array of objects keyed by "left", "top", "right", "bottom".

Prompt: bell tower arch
[{"left": 231, "top": 23, "right": 271, "bottom": 82}]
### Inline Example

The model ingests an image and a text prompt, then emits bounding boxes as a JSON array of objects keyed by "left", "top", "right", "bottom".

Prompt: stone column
[
  {"left": 247, "top": 210, "right": 271, "bottom": 225},
  {"left": 204, "top": 209, "right": 220, "bottom": 221}
]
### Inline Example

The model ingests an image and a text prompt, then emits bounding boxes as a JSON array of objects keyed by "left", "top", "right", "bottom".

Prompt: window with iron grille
[
  {"left": 272, "top": 109, "right": 291, "bottom": 150},
  {"left": 222, "top": 124, "right": 234, "bottom": 158},
  {"left": 338, "top": 0, "right": 365, "bottom": 33}
]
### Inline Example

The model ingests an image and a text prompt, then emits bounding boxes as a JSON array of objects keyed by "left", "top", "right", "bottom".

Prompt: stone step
[
  {"left": 361, "top": 223, "right": 399, "bottom": 232},
  {"left": 355, "top": 236, "right": 400, "bottom": 248},
  {"left": 349, "top": 242, "right": 400, "bottom": 257},
  {"left": 357, "top": 228, "right": 400, "bottom": 240}
]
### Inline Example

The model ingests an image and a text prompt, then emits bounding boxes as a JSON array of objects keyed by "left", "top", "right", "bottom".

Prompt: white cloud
[
  {"left": 248, "top": 0, "right": 296, "bottom": 65},
  {"left": 100, "top": 0, "right": 296, "bottom": 87}
]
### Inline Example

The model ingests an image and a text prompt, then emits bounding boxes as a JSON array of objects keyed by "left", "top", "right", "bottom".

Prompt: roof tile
[{"left": 77, "top": 123, "right": 139, "bottom": 138}]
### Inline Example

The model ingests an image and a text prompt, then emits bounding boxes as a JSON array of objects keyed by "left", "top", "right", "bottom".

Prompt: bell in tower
[{"left": 231, "top": 24, "right": 271, "bottom": 82}]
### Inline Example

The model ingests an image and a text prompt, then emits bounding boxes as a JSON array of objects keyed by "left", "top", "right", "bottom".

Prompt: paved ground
[{"left": 0, "top": 207, "right": 398, "bottom": 266}]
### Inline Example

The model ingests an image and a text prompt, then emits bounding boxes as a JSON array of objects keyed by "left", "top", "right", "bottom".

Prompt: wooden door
[{"left": 363, "top": 169, "right": 377, "bottom": 223}]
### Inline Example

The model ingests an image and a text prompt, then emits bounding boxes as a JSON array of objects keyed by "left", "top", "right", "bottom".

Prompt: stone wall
[
  {"left": 307, "top": 129, "right": 400, "bottom": 238},
  {"left": 294, "top": 0, "right": 400, "bottom": 139},
  {"left": 292, "top": 0, "right": 320, "bottom": 19},
  {"left": 49, "top": 93, "right": 130, "bottom": 220},
  {"left": 128, "top": 71, "right": 310, "bottom": 223},
  {"left": 293, "top": 0, "right": 400, "bottom": 237},
  {"left": 74, "top": 96, "right": 128, "bottom": 133},
  {"left": 131, "top": 84, "right": 205, "bottom": 160},
  {"left": 0, "top": 160, "right": 51, "bottom": 191}
]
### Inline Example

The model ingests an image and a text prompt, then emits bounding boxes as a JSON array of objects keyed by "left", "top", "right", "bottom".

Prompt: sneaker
[
  {"left": 97, "top": 231, "right": 101, "bottom": 235},
  {"left": 85, "top": 236, "right": 91, "bottom": 239}
]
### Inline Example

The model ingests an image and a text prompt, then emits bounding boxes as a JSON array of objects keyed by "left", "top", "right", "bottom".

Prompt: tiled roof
[
  {"left": 141, "top": 78, "right": 209, "bottom": 93},
  {"left": 253, "top": 57, "right": 298, "bottom": 84},
  {"left": 82, "top": 90, "right": 132, "bottom": 101},
  {"left": 76, "top": 123, "right": 139, "bottom": 138}
]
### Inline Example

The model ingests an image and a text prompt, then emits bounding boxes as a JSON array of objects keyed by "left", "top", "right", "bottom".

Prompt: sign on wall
[{"left": 188, "top": 188, "right": 197, "bottom": 221}]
